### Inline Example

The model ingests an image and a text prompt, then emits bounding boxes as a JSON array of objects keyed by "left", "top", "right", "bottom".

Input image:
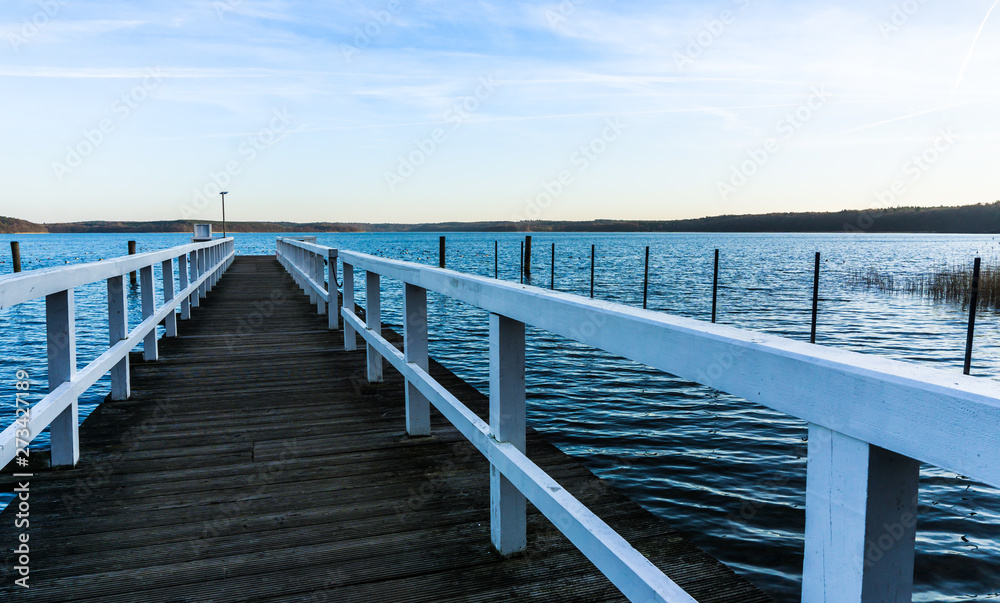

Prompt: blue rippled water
[{"left": 2, "top": 231, "right": 999, "bottom": 601}]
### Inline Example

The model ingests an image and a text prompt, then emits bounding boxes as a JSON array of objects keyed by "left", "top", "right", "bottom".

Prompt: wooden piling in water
[
  {"left": 590, "top": 244, "right": 595, "bottom": 298},
  {"left": 128, "top": 240, "right": 137, "bottom": 285},
  {"left": 439, "top": 236, "right": 446, "bottom": 268},
  {"left": 524, "top": 235, "right": 532, "bottom": 277},
  {"left": 810, "top": 252, "right": 820, "bottom": 344},
  {"left": 643, "top": 246, "right": 650, "bottom": 310},
  {"left": 711, "top": 249, "right": 719, "bottom": 323},
  {"left": 964, "top": 257, "right": 981, "bottom": 375},
  {"left": 519, "top": 241, "right": 523, "bottom": 284},
  {"left": 494, "top": 241, "right": 498, "bottom": 279},
  {"left": 10, "top": 241, "right": 21, "bottom": 273}
]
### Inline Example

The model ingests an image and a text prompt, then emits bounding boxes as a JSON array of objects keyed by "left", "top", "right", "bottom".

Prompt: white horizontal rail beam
[
  {"left": 341, "top": 307, "right": 696, "bottom": 603},
  {"left": 278, "top": 237, "right": 337, "bottom": 257},
  {"left": 338, "top": 251, "right": 1000, "bottom": 490},
  {"left": 0, "top": 238, "right": 233, "bottom": 309},
  {"left": 0, "top": 248, "right": 232, "bottom": 467},
  {"left": 285, "top": 257, "right": 328, "bottom": 301}
]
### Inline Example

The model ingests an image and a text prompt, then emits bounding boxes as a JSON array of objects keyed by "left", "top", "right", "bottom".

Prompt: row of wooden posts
[
  {"left": 436, "top": 235, "right": 984, "bottom": 374},
  {"left": 9, "top": 240, "right": 141, "bottom": 283},
  {"left": 4, "top": 237, "right": 985, "bottom": 373}
]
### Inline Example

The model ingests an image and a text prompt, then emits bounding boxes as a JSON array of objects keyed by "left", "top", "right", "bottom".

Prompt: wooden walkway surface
[{"left": 0, "top": 256, "right": 770, "bottom": 602}]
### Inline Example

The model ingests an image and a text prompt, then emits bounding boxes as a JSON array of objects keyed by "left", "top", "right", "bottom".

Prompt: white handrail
[
  {"left": 0, "top": 240, "right": 231, "bottom": 310},
  {"left": 305, "top": 246, "right": 1000, "bottom": 603},
  {"left": 0, "top": 237, "right": 234, "bottom": 469},
  {"left": 276, "top": 237, "right": 339, "bottom": 330}
]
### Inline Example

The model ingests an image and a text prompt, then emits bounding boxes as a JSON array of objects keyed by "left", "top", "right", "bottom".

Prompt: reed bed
[{"left": 848, "top": 263, "right": 1000, "bottom": 310}]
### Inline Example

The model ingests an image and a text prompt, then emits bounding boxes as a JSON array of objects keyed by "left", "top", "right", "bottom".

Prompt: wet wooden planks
[{"left": 0, "top": 255, "right": 771, "bottom": 602}]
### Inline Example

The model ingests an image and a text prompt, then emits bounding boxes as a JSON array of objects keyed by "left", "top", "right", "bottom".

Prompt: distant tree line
[{"left": 3, "top": 201, "right": 1000, "bottom": 234}]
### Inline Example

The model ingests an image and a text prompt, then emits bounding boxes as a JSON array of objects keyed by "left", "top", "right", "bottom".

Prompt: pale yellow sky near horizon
[{"left": 2, "top": 0, "right": 998, "bottom": 224}]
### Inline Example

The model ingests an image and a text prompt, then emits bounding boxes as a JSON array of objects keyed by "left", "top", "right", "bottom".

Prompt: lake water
[{"left": 2, "top": 231, "right": 999, "bottom": 601}]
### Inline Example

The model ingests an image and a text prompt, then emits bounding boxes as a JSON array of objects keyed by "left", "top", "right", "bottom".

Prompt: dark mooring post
[
  {"left": 810, "top": 252, "right": 821, "bottom": 344},
  {"left": 519, "top": 241, "right": 524, "bottom": 284},
  {"left": 494, "top": 241, "right": 498, "bottom": 279},
  {"left": 550, "top": 242, "right": 555, "bottom": 290},
  {"left": 964, "top": 257, "right": 982, "bottom": 375},
  {"left": 643, "top": 246, "right": 650, "bottom": 310},
  {"left": 711, "top": 249, "right": 719, "bottom": 323},
  {"left": 590, "top": 244, "right": 595, "bottom": 298},
  {"left": 524, "top": 235, "right": 532, "bottom": 278},
  {"left": 439, "top": 236, "right": 446, "bottom": 268},
  {"left": 128, "top": 240, "right": 137, "bottom": 285},
  {"left": 10, "top": 241, "right": 21, "bottom": 273}
]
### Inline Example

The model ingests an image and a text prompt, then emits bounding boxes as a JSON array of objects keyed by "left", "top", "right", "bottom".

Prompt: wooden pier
[{"left": 0, "top": 256, "right": 769, "bottom": 602}]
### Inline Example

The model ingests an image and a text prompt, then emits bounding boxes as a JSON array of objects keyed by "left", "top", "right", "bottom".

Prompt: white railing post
[
  {"left": 178, "top": 254, "right": 190, "bottom": 320},
  {"left": 107, "top": 275, "right": 130, "bottom": 401},
  {"left": 190, "top": 249, "right": 201, "bottom": 308},
  {"left": 802, "top": 424, "right": 920, "bottom": 602},
  {"left": 489, "top": 313, "right": 527, "bottom": 556},
  {"left": 404, "top": 283, "right": 430, "bottom": 436},
  {"left": 315, "top": 254, "right": 326, "bottom": 316},
  {"left": 210, "top": 245, "right": 218, "bottom": 288},
  {"left": 162, "top": 258, "right": 177, "bottom": 337},
  {"left": 47, "top": 289, "right": 79, "bottom": 467},
  {"left": 328, "top": 250, "right": 339, "bottom": 331},
  {"left": 366, "top": 270, "right": 382, "bottom": 382},
  {"left": 198, "top": 247, "right": 208, "bottom": 300},
  {"left": 140, "top": 265, "right": 158, "bottom": 362},
  {"left": 343, "top": 263, "right": 356, "bottom": 351}
]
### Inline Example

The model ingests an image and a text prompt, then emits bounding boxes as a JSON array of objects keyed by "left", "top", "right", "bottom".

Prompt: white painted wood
[
  {"left": 803, "top": 425, "right": 919, "bottom": 603},
  {"left": 307, "top": 249, "right": 318, "bottom": 306},
  {"left": 107, "top": 275, "right": 130, "bottom": 401},
  {"left": 178, "top": 254, "right": 190, "bottom": 320},
  {"left": 0, "top": 238, "right": 233, "bottom": 310},
  {"left": 337, "top": 250, "right": 1000, "bottom": 490},
  {"left": 0, "top": 241, "right": 232, "bottom": 468},
  {"left": 190, "top": 249, "right": 201, "bottom": 308},
  {"left": 315, "top": 255, "right": 326, "bottom": 315},
  {"left": 277, "top": 237, "right": 332, "bottom": 256},
  {"left": 47, "top": 289, "right": 79, "bottom": 467},
  {"left": 327, "top": 249, "right": 339, "bottom": 331},
  {"left": 403, "top": 284, "right": 430, "bottom": 436},
  {"left": 140, "top": 265, "right": 158, "bottom": 362},
  {"left": 198, "top": 247, "right": 208, "bottom": 299},
  {"left": 366, "top": 270, "right": 382, "bottom": 383},
  {"left": 341, "top": 307, "right": 697, "bottom": 603},
  {"left": 489, "top": 313, "right": 527, "bottom": 555},
  {"left": 343, "top": 263, "right": 356, "bottom": 351},
  {"left": 207, "top": 247, "right": 216, "bottom": 290},
  {"left": 162, "top": 258, "right": 177, "bottom": 337}
]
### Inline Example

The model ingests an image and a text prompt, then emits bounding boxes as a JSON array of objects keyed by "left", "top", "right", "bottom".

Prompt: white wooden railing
[
  {"left": 278, "top": 241, "right": 1000, "bottom": 603},
  {"left": 0, "top": 237, "right": 234, "bottom": 469},
  {"left": 276, "top": 237, "right": 339, "bottom": 330}
]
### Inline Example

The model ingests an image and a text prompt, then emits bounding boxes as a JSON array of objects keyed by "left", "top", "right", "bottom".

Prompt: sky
[{"left": 0, "top": 0, "right": 998, "bottom": 224}]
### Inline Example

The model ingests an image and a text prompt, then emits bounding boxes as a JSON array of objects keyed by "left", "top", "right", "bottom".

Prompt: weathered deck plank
[{"left": 0, "top": 256, "right": 770, "bottom": 602}]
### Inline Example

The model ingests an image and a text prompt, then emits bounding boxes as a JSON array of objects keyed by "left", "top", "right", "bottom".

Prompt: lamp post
[{"left": 220, "top": 191, "right": 228, "bottom": 237}]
